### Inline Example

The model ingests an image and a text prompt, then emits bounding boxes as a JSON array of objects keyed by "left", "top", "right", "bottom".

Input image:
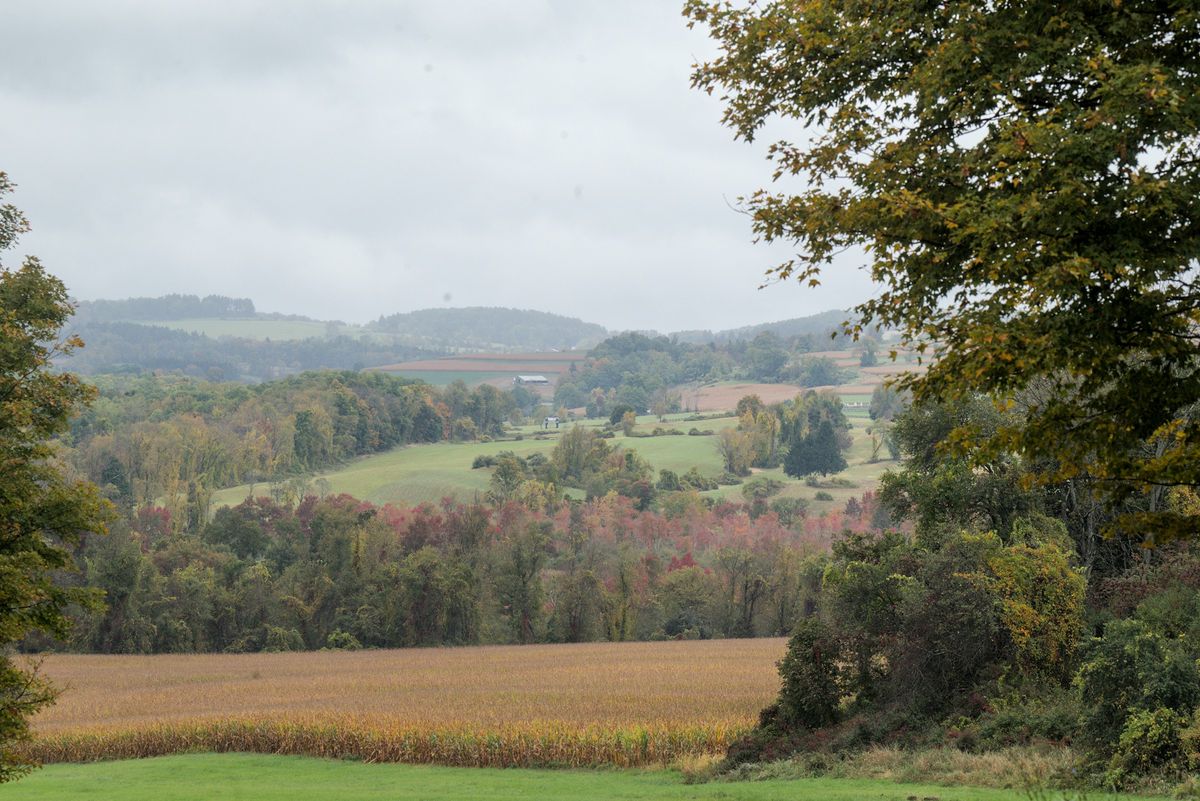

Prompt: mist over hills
[
  {"left": 60, "top": 293, "right": 857, "bottom": 380},
  {"left": 71, "top": 293, "right": 852, "bottom": 344}
]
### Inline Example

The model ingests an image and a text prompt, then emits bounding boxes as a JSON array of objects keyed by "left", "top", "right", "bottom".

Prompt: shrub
[
  {"left": 770, "top": 497, "right": 809, "bottom": 527},
  {"left": 1075, "top": 619, "right": 1200, "bottom": 755},
  {"left": 657, "top": 469, "right": 682, "bottom": 492},
  {"left": 725, "top": 617, "right": 844, "bottom": 767},
  {"left": 741, "top": 476, "right": 785, "bottom": 501},
  {"left": 1104, "top": 707, "right": 1188, "bottom": 788},
  {"left": 774, "top": 617, "right": 843, "bottom": 731},
  {"left": 814, "top": 491, "right": 834, "bottom": 501},
  {"left": 680, "top": 468, "right": 719, "bottom": 491},
  {"left": 263, "top": 626, "right": 304, "bottom": 652},
  {"left": 608, "top": 404, "right": 635, "bottom": 425},
  {"left": 974, "top": 687, "right": 1083, "bottom": 748},
  {"left": 326, "top": 630, "right": 363, "bottom": 650}
]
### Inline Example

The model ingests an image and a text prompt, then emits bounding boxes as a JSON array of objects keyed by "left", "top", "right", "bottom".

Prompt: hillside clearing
[{"left": 210, "top": 413, "right": 896, "bottom": 510}]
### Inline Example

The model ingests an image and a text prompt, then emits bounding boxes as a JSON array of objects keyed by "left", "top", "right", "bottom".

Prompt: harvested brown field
[
  {"left": 809, "top": 383, "right": 882, "bottom": 394},
  {"left": 860, "top": 363, "right": 928, "bottom": 376},
  {"left": 685, "top": 382, "right": 885, "bottom": 412},
  {"left": 24, "top": 638, "right": 785, "bottom": 767},
  {"left": 685, "top": 383, "right": 808, "bottom": 411}
]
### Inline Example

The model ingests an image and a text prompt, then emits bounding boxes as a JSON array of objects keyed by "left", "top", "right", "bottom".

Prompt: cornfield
[{"left": 22, "top": 638, "right": 786, "bottom": 768}]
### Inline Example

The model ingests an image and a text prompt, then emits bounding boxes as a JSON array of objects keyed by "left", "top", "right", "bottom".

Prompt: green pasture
[
  {"left": 137, "top": 318, "right": 343, "bottom": 340},
  {"left": 212, "top": 411, "right": 898, "bottom": 511},
  {"left": 4, "top": 754, "right": 1143, "bottom": 801},
  {"left": 693, "top": 414, "right": 897, "bottom": 510}
]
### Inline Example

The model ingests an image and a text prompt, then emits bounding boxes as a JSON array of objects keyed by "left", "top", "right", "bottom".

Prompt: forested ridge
[
  {"left": 72, "top": 294, "right": 266, "bottom": 323},
  {"left": 59, "top": 323, "right": 440, "bottom": 382},
  {"left": 368, "top": 306, "right": 609, "bottom": 351}
]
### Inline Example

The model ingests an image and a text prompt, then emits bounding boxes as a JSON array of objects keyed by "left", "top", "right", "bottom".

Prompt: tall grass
[
  {"left": 26, "top": 639, "right": 783, "bottom": 768},
  {"left": 23, "top": 719, "right": 744, "bottom": 768},
  {"left": 720, "top": 745, "right": 1078, "bottom": 791}
]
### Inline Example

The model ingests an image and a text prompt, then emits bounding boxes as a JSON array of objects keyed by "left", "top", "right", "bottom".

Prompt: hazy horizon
[
  {"left": 2, "top": 1, "right": 877, "bottom": 331},
  {"left": 69, "top": 292, "right": 854, "bottom": 335}
]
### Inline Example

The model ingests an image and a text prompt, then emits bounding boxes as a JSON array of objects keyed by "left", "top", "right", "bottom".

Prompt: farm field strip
[
  {"left": 367, "top": 369, "right": 519, "bottom": 387},
  {"left": 685, "top": 381, "right": 891, "bottom": 412},
  {"left": 373, "top": 351, "right": 584, "bottom": 375},
  {"left": 377, "top": 360, "right": 578, "bottom": 372},
  {"left": 26, "top": 639, "right": 785, "bottom": 767}
]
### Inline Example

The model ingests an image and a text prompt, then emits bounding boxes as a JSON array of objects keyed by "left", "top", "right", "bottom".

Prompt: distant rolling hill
[
  {"left": 368, "top": 307, "right": 608, "bottom": 352},
  {"left": 670, "top": 309, "right": 852, "bottom": 344}
]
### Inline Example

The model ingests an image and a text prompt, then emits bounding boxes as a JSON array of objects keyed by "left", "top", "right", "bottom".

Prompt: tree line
[
  {"left": 53, "top": 490, "right": 878, "bottom": 656},
  {"left": 72, "top": 294, "right": 261, "bottom": 323},
  {"left": 66, "top": 372, "right": 528, "bottom": 535},
  {"left": 553, "top": 330, "right": 861, "bottom": 415},
  {"left": 57, "top": 322, "right": 438, "bottom": 382}
]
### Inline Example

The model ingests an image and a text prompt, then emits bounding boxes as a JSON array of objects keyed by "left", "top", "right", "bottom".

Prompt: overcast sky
[{"left": 1, "top": 1, "right": 876, "bottom": 332}]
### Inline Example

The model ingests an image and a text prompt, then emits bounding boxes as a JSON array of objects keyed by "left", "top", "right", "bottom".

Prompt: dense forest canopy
[{"left": 60, "top": 492, "right": 876, "bottom": 655}]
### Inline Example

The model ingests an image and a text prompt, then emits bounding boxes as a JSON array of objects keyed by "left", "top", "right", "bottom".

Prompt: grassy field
[
  {"left": 137, "top": 318, "right": 341, "bottom": 340},
  {"left": 212, "top": 411, "right": 897, "bottom": 510},
  {"left": 213, "top": 415, "right": 893, "bottom": 508},
  {"left": 25, "top": 639, "right": 784, "bottom": 767},
  {"left": 7, "top": 754, "right": 1145, "bottom": 801}
]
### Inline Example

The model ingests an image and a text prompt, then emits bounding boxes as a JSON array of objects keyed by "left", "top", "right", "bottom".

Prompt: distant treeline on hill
[
  {"left": 76, "top": 294, "right": 262, "bottom": 322},
  {"left": 369, "top": 306, "right": 609, "bottom": 351},
  {"left": 59, "top": 294, "right": 871, "bottom": 383},
  {"left": 554, "top": 330, "right": 860, "bottom": 414},
  {"left": 670, "top": 309, "right": 854, "bottom": 344},
  {"left": 66, "top": 370, "right": 535, "bottom": 529},
  {"left": 58, "top": 322, "right": 440, "bottom": 382}
]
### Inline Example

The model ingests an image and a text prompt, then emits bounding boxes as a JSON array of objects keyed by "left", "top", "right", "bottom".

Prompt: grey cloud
[{"left": 1, "top": 0, "right": 876, "bottom": 331}]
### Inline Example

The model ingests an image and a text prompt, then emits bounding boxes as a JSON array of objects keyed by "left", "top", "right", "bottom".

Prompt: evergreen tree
[{"left": 784, "top": 419, "right": 847, "bottom": 478}]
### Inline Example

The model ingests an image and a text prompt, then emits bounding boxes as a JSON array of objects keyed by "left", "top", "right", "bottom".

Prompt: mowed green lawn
[
  {"left": 212, "top": 412, "right": 899, "bottom": 510},
  {"left": 5, "top": 754, "right": 1143, "bottom": 801}
]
